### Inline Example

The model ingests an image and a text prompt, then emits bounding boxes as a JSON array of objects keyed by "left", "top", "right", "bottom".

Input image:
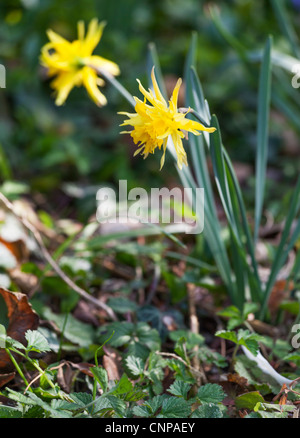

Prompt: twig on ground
[
  {"left": 0, "top": 192, "right": 117, "bottom": 321},
  {"left": 156, "top": 351, "right": 205, "bottom": 380},
  {"left": 187, "top": 284, "right": 207, "bottom": 384},
  {"left": 145, "top": 264, "right": 161, "bottom": 305}
]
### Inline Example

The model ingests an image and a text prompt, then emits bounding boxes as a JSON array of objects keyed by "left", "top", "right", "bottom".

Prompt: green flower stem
[
  {"left": 184, "top": 108, "right": 212, "bottom": 128},
  {"left": 57, "top": 312, "right": 69, "bottom": 362},
  {"left": 92, "top": 66, "right": 136, "bottom": 107},
  {"left": 5, "top": 348, "right": 31, "bottom": 390},
  {"left": 9, "top": 347, "right": 57, "bottom": 394},
  {"left": 229, "top": 344, "right": 240, "bottom": 373}
]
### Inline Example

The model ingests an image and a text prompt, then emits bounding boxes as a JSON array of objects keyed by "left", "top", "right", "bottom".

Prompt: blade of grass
[
  {"left": 222, "top": 147, "right": 262, "bottom": 297},
  {"left": 254, "top": 36, "right": 272, "bottom": 243},
  {"left": 146, "top": 42, "right": 238, "bottom": 303},
  {"left": 184, "top": 38, "right": 218, "bottom": 218},
  {"left": 260, "top": 175, "right": 300, "bottom": 319},
  {"left": 209, "top": 115, "right": 262, "bottom": 305},
  {"left": 272, "top": 88, "right": 300, "bottom": 133},
  {"left": 84, "top": 222, "right": 187, "bottom": 250},
  {"left": 270, "top": 0, "right": 300, "bottom": 59}
]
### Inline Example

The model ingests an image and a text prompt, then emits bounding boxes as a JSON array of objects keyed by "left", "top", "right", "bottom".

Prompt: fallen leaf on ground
[{"left": 0, "top": 287, "right": 39, "bottom": 384}]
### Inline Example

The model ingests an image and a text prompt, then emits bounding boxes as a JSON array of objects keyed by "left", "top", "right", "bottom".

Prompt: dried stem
[
  {"left": 187, "top": 284, "right": 207, "bottom": 384},
  {"left": 0, "top": 192, "right": 117, "bottom": 321},
  {"left": 156, "top": 351, "right": 205, "bottom": 380}
]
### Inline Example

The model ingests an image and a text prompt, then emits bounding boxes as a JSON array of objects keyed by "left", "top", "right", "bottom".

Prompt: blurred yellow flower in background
[
  {"left": 40, "top": 18, "right": 120, "bottom": 106},
  {"left": 120, "top": 68, "right": 216, "bottom": 170}
]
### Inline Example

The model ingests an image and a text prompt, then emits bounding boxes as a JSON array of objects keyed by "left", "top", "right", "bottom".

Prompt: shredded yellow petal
[
  {"left": 40, "top": 18, "right": 120, "bottom": 106},
  {"left": 119, "top": 67, "right": 216, "bottom": 170}
]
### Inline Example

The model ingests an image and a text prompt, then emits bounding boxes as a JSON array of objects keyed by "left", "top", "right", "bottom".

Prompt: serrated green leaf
[
  {"left": 69, "top": 392, "right": 93, "bottom": 407},
  {"left": 167, "top": 380, "right": 191, "bottom": 400},
  {"left": 105, "top": 395, "right": 127, "bottom": 417},
  {"left": 215, "top": 330, "right": 238, "bottom": 344},
  {"left": 25, "top": 330, "right": 51, "bottom": 353},
  {"left": 0, "top": 406, "right": 22, "bottom": 418},
  {"left": 191, "top": 404, "right": 223, "bottom": 418},
  {"left": 217, "top": 305, "right": 240, "bottom": 319},
  {"left": 125, "top": 356, "right": 144, "bottom": 377},
  {"left": 90, "top": 367, "right": 108, "bottom": 393},
  {"left": 145, "top": 394, "right": 168, "bottom": 414},
  {"left": 132, "top": 405, "right": 152, "bottom": 418},
  {"left": 158, "top": 396, "right": 191, "bottom": 418},
  {"left": 197, "top": 383, "right": 226, "bottom": 404},
  {"left": 5, "top": 335, "right": 26, "bottom": 350}
]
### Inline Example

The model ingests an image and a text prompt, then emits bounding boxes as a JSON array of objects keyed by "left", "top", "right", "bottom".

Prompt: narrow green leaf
[
  {"left": 254, "top": 36, "right": 272, "bottom": 243},
  {"left": 260, "top": 176, "right": 300, "bottom": 318},
  {"left": 270, "top": 0, "right": 300, "bottom": 59}
]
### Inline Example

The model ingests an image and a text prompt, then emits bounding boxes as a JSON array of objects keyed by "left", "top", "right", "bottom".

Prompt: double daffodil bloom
[
  {"left": 40, "top": 18, "right": 120, "bottom": 106},
  {"left": 120, "top": 68, "right": 216, "bottom": 170}
]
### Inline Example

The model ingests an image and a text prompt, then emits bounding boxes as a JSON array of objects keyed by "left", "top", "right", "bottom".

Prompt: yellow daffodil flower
[
  {"left": 40, "top": 18, "right": 120, "bottom": 106},
  {"left": 119, "top": 67, "right": 216, "bottom": 170}
]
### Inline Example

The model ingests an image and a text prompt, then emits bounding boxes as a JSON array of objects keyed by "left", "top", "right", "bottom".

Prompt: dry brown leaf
[
  {"left": 0, "top": 372, "right": 16, "bottom": 387},
  {"left": 13, "top": 199, "right": 57, "bottom": 240},
  {"left": 103, "top": 346, "right": 122, "bottom": 381},
  {"left": 53, "top": 360, "right": 94, "bottom": 393},
  {"left": 268, "top": 279, "right": 294, "bottom": 315},
  {"left": 0, "top": 287, "right": 39, "bottom": 378},
  {"left": 227, "top": 373, "right": 249, "bottom": 388},
  {"left": 0, "top": 237, "right": 28, "bottom": 264},
  {"left": 57, "top": 362, "right": 74, "bottom": 393},
  {"left": 103, "top": 354, "right": 120, "bottom": 381},
  {"left": 9, "top": 268, "right": 38, "bottom": 295},
  {"left": 73, "top": 300, "right": 100, "bottom": 326},
  {"left": 248, "top": 319, "right": 279, "bottom": 337}
]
